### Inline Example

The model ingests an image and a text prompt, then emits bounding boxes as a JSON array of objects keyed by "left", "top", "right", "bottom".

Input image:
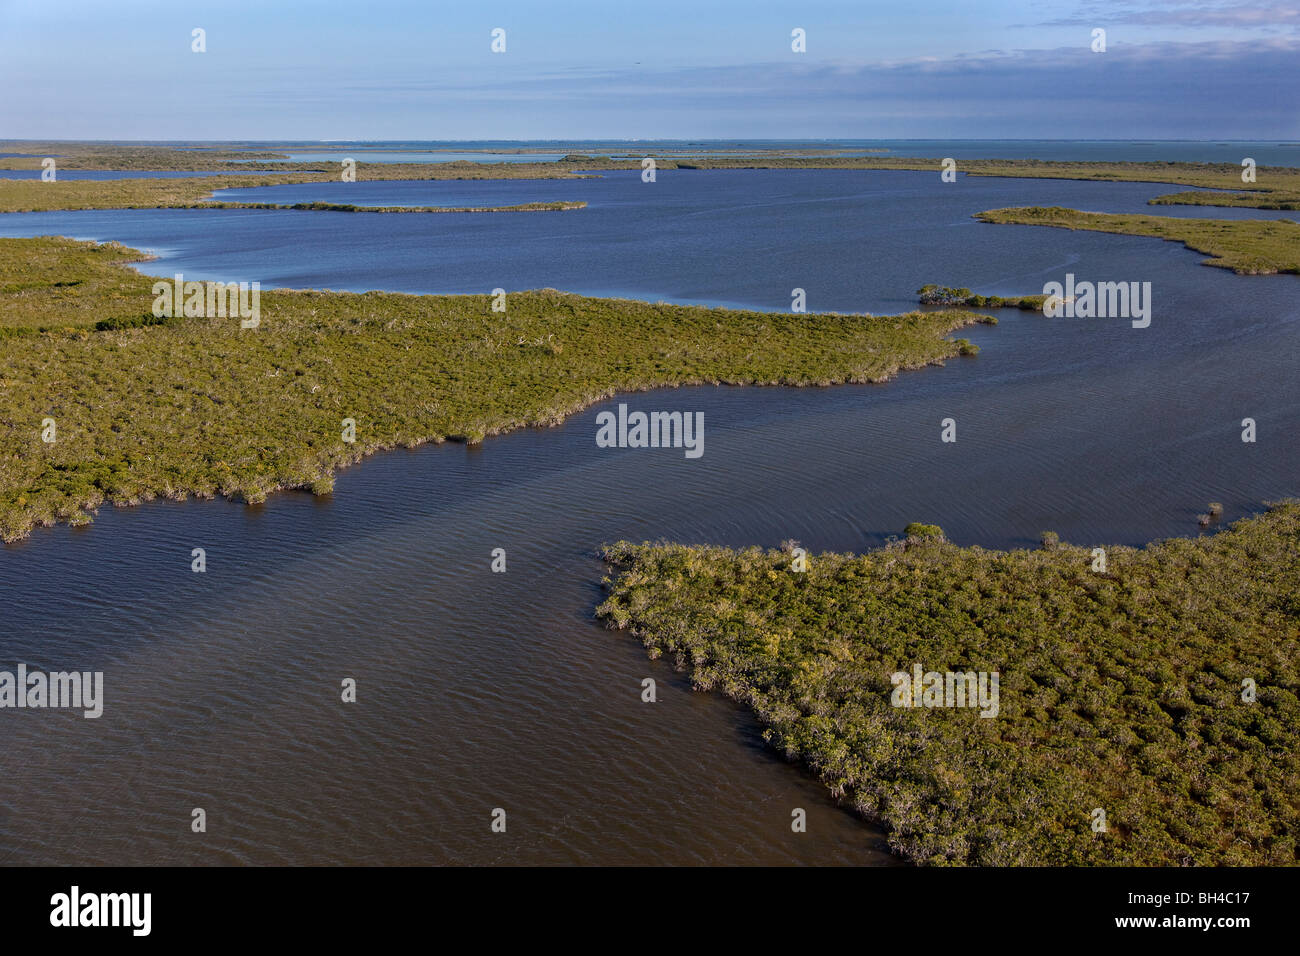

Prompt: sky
[{"left": 1, "top": 0, "right": 1297, "bottom": 140}]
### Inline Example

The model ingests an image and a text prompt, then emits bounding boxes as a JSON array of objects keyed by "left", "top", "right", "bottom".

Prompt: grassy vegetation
[
  {"left": 0, "top": 236, "right": 991, "bottom": 542},
  {"left": 4, "top": 143, "right": 1299, "bottom": 210},
  {"left": 598, "top": 504, "right": 1300, "bottom": 865},
  {"left": 1151, "top": 190, "right": 1300, "bottom": 210},
  {"left": 0, "top": 141, "right": 873, "bottom": 171},
  {"left": 0, "top": 175, "right": 589, "bottom": 213},
  {"left": 0, "top": 142, "right": 594, "bottom": 178},
  {"left": 976, "top": 206, "right": 1300, "bottom": 275},
  {"left": 917, "top": 284, "right": 1046, "bottom": 310},
  {"left": 0, "top": 142, "right": 297, "bottom": 171},
  {"left": 0, "top": 174, "right": 300, "bottom": 211},
  {"left": 0, "top": 239, "right": 157, "bottom": 332}
]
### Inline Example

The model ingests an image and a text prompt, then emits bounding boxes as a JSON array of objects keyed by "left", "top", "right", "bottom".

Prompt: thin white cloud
[{"left": 1040, "top": 0, "right": 1299, "bottom": 29}]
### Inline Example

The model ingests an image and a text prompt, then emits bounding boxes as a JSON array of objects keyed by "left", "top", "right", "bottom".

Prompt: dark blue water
[
  {"left": 4, "top": 170, "right": 1296, "bottom": 313},
  {"left": 0, "top": 167, "right": 1296, "bottom": 865}
]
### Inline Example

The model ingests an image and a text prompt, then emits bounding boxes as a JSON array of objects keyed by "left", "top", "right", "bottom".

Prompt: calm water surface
[
  {"left": 0, "top": 169, "right": 1296, "bottom": 865},
  {"left": 221, "top": 139, "right": 1300, "bottom": 165}
]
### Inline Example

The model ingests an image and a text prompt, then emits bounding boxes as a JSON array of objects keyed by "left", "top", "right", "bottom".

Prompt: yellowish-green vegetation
[
  {"left": 977, "top": 206, "right": 1300, "bottom": 275},
  {"left": 0, "top": 142, "right": 297, "bottom": 171},
  {"left": 0, "top": 175, "right": 588, "bottom": 213},
  {"left": 0, "top": 174, "right": 307, "bottom": 211},
  {"left": 0, "top": 236, "right": 990, "bottom": 542},
  {"left": 1151, "top": 190, "right": 1300, "bottom": 210},
  {"left": 0, "top": 239, "right": 156, "bottom": 332},
  {"left": 598, "top": 505, "right": 1300, "bottom": 865}
]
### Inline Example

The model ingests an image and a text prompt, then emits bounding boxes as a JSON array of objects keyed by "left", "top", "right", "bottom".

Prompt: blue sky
[{"left": 1, "top": 0, "right": 1296, "bottom": 139}]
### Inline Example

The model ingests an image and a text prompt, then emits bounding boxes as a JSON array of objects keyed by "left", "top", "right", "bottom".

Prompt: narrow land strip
[
  {"left": 976, "top": 206, "right": 1300, "bottom": 275},
  {"left": 0, "top": 236, "right": 990, "bottom": 542}
]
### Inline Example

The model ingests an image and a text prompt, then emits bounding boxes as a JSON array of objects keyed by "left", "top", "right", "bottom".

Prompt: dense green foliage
[
  {"left": 977, "top": 206, "right": 1300, "bottom": 275},
  {"left": 0, "top": 237, "right": 989, "bottom": 541},
  {"left": 917, "top": 284, "right": 1046, "bottom": 310},
  {"left": 903, "top": 521, "right": 945, "bottom": 539},
  {"left": 598, "top": 506, "right": 1300, "bottom": 865}
]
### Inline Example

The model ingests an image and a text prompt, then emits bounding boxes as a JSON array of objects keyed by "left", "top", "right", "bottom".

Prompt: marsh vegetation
[
  {"left": 4, "top": 142, "right": 1299, "bottom": 212},
  {"left": 0, "top": 236, "right": 991, "bottom": 541},
  {"left": 976, "top": 206, "right": 1300, "bottom": 275},
  {"left": 917, "top": 284, "right": 1046, "bottom": 310},
  {"left": 599, "top": 505, "right": 1300, "bottom": 865}
]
